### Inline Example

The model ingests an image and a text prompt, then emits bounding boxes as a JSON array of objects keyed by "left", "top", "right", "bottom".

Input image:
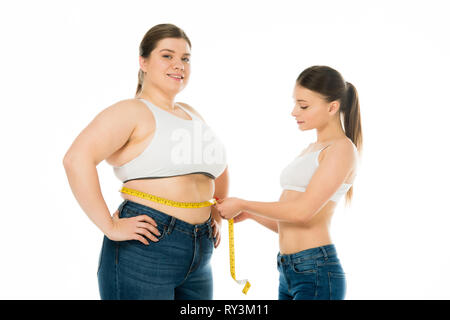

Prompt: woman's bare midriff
[
  {"left": 106, "top": 99, "right": 215, "bottom": 225},
  {"left": 277, "top": 189, "right": 336, "bottom": 254},
  {"left": 277, "top": 168, "right": 355, "bottom": 255},
  {"left": 120, "top": 175, "right": 215, "bottom": 225}
]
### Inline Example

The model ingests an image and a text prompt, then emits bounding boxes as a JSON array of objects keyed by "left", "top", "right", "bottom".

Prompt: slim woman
[
  {"left": 215, "top": 65, "right": 362, "bottom": 300},
  {"left": 63, "top": 24, "right": 228, "bottom": 300}
]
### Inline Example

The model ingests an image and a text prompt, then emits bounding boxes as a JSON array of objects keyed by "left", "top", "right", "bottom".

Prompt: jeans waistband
[
  {"left": 277, "top": 244, "right": 338, "bottom": 265},
  {"left": 118, "top": 199, "right": 213, "bottom": 238}
]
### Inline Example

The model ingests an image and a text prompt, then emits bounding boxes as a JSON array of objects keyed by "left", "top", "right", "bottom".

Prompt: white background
[{"left": 1, "top": 0, "right": 449, "bottom": 299}]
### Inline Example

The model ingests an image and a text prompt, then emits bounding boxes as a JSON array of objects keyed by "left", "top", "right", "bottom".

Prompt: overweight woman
[{"left": 63, "top": 24, "right": 228, "bottom": 300}]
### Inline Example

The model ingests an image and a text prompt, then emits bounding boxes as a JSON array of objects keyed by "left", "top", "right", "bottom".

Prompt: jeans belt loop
[
  {"left": 320, "top": 246, "right": 328, "bottom": 260},
  {"left": 167, "top": 217, "right": 176, "bottom": 235}
]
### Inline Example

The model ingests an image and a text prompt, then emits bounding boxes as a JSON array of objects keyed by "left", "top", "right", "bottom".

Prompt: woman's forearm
[
  {"left": 63, "top": 158, "right": 114, "bottom": 236},
  {"left": 249, "top": 213, "right": 278, "bottom": 233},
  {"left": 242, "top": 199, "right": 301, "bottom": 223}
]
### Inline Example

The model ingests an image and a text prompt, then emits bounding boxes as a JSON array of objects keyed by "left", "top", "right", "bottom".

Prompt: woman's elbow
[
  {"left": 63, "top": 150, "right": 82, "bottom": 168},
  {"left": 294, "top": 213, "right": 311, "bottom": 225},
  {"left": 63, "top": 153, "right": 94, "bottom": 172},
  {"left": 63, "top": 152, "right": 74, "bottom": 169},
  {"left": 293, "top": 206, "right": 317, "bottom": 225},
  {"left": 290, "top": 210, "right": 307, "bottom": 224},
  {"left": 284, "top": 203, "right": 309, "bottom": 224}
]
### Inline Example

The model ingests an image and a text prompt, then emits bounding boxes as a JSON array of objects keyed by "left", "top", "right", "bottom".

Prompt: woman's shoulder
[
  {"left": 95, "top": 98, "right": 154, "bottom": 130},
  {"left": 326, "top": 138, "right": 359, "bottom": 171},
  {"left": 114, "top": 98, "right": 150, "bottom": 109},
  {"left": 102, "top": 98, "right": 148, "bottom": 113},
  {"left": 104, "top": 98, "right": 154, "bottom": 119},
  {"left": 176, "top": 101, "right": 206, "bottom": 122},
  {"left": 92, "top": 99, "right": 145, "bottom": 120},
  {"left": 332, "top": 137, "right": 356, "bottom": 152},
  {"left": 314, "top": 138, "right": 358, "bottom": 184},
  {"left": 317, "top": 137, "right": 357, "bottom": 164}
]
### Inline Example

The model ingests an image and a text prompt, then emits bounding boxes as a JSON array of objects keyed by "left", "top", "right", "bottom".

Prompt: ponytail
[
  {"left": 343, "top": 81, "right": 363, "bottom": 155},
  {"left": 135, "top": 69, "right": 145, "bottom": 97},
  {"left": 342, "top": 81, "right": 363, "bottom": 206}
]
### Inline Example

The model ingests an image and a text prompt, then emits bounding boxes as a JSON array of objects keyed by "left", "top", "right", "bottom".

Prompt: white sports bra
[
  {"left": 113, "top": 98, "right": 227, "bottom": 183},
  {"left": 280, "top": 145, "right": 352, "bottom": 203}
]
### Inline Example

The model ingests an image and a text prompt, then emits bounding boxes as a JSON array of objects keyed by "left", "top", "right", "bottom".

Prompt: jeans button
[{"left": 281, "top": 257, "right": 285, "bottom": 263}]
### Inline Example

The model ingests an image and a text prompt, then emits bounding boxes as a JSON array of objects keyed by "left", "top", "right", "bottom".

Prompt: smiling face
[
  {"left": 291, "top": 84, "right": 340, "bottom": 131},
  {"left": 139, "top": 37, "right": 191, "bottom": 95}
]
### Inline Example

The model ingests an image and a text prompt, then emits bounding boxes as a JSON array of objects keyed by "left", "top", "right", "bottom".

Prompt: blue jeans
[
  {"left": 277, "top": 244, "right": 346, "bottom": 300},
  {"left": 97, "top": 200, "right": 215, "bottom": 300}
]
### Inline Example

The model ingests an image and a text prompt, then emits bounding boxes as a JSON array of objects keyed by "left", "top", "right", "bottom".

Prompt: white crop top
[
  {"left": 113, "top": 98, "right": 227, "bottom": 183},
  {"left": 280, "top": 145, "right": 352, "bottom": 203}
]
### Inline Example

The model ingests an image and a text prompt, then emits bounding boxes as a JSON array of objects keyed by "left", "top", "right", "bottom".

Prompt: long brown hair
[
  {"left": 296, "top": 65, "right": 363, "bottom": 206},
  {"left": 135, "top": 24, "right": 192, "bottom": 97}
]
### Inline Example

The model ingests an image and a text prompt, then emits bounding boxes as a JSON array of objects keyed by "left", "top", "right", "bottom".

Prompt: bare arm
[
  {"left": 64, "top": 157, "right": 115, "bottom": 235},
  {"left": 63, "top": 99, "right": 151, "bottom": 239},
  {"left": 246, "top": 213, "right": 278, "bottom": 233}
]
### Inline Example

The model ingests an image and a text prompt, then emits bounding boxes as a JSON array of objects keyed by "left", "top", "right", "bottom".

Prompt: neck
[
  {"left": 315, "top": 115, "right": 347, "bottom": 145},
  {"left": 138, "top": 86, "right": 177, "bottom": 111}
]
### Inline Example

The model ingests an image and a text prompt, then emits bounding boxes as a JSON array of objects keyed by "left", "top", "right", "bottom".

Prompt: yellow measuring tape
[
  {"left": 120, "top": 187, "right": 216, "bottom": 208},
  {"left": 119, "top": 187, "right": 251, "bottom": 294},
  {"left": 228, "top": 218, "right": 251, "bottom": 294}
]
